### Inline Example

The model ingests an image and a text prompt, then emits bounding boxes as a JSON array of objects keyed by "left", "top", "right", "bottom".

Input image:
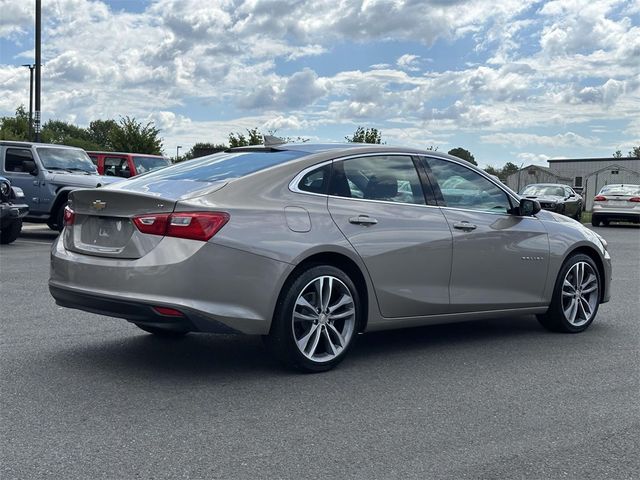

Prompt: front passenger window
[
  {"left": 5, "top": 148, "right": 34, "bottom": 173},
  {"left": 427, "top": 157, "right": 511, "bottom": 213}
]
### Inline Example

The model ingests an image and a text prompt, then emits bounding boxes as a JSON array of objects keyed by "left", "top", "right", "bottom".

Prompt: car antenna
[{"left": 263, "top": 135, "right": 286, "bottom": 147}]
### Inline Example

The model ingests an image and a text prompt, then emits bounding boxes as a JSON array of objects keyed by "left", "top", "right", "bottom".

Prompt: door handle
[
  {"left": 453, "top": 221, "right": 477, "bottom": 231},
  {"left": 349, "top": 215, "right": 378, "bottom": 226}
]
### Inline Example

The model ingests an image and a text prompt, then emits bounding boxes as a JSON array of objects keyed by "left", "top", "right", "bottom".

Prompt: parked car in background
[
  {"left": 87, "top": 151, "right": 171, "bottom": 178},
  {"left": 0, "top": 141, "right": 124, "bottom": 231},
  {"left": 0, "top": 175, "right": 28, "bottom": 244},
  {"left": 520, "top": 183, "right": 583, "bottom": 220},
  {"left": 592, "top": 184, "right": 640, "bottom": 226},
  {"left": 50, "top": 144, "right": 611, "bottom": 372}
]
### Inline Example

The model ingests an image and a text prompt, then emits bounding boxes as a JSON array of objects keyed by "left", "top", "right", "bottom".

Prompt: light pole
[
  {"left": 176, "top": 145, "right": 182, "bottom": 162},
  {"left": 21, "top": 64, "right": 35, "bottom": 141},
  {"left": 34, "top": 0, "right": 42, "bottom": 142}
]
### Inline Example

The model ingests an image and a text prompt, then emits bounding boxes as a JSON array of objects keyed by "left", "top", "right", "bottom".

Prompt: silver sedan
[{"left": 50, "top": 144, "right": 612, "bottom": 372}]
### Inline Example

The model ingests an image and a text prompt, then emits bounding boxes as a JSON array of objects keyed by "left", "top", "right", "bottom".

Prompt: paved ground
[{"left": 1, "top": 224, "right": 639, "bottom": 479}]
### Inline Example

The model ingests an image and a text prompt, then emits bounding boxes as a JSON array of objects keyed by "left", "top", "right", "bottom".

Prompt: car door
[
  {"left": 423, "top": 156, "right": 550, "bottom": 312},
  {"left": 564, "top": 187, "right": 578, "bottom": 215},
  {"left": 2, "top": 147, "right": 42, "bottom": 213},
  {"left": 327, "top": 154, "right": 453, "bottom": 317}
]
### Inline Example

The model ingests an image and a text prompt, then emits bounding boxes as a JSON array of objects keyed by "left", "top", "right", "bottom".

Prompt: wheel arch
[
  {"left": 50, "top": 187, "right": 73, "bottom": 219},
  {"left": 274, "top": 251, "right": 371, "bottom": 333}
]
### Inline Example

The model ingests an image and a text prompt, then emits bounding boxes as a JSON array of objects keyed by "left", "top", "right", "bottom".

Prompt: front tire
[
  {"left": 537, "top": 254, "right": 601, "bottom": 333},
  {"left": 265, "top": 265, "right": 360, "bottom": 372},
  {"left": 0, "top": 218, "right": 22, "bottom": 244}
]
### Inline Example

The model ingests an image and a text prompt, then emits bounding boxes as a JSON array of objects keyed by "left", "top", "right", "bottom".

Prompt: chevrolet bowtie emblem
[{"left": 91, "top": 200, "right": 107, "bottom": 210}]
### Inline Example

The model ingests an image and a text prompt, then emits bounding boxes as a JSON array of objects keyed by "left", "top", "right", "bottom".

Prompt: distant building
[
  {"left": 506, "top": 157, "right": 640, "bottom": 211},
  {"left": 505, "top": 165, "right": 572, "bottom": 193}
]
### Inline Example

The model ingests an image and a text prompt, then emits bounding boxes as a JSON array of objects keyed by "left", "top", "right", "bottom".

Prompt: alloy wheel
[
  {"left": 292, "top": 275, "right": 356, "bottom": 362},
  {"left": 561, "top": 261, "right": 599, "bottom": 327}
]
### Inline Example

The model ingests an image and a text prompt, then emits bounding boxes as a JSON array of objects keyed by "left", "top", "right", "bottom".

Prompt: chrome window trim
[
  {"left": 288, "top": 151, "right": 539, "bottom": 217},
  {"left": 289, "top": 152, "right": 426, "bottom": 203}
]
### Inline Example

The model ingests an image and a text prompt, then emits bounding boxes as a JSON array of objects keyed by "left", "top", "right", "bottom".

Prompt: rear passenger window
[
  {"left": 329, "top": 155, "right": 425, "bottom": 205},
  {"left": 298, "top": 164, "right": 330, "bottom": 194},
  {"left": 5, "top": 148, "right": 34, "bottom": 172}
]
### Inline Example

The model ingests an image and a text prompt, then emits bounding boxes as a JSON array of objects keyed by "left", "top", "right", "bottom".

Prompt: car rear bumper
[
  {"left": 592, "top": 211, "right": 640, "bottom": 223},
  {"left": 49, "top": 235, "right": 294, "bottom": 334},
  {"left": 49, "top": 283, "right": 239, "bottom": 333}
]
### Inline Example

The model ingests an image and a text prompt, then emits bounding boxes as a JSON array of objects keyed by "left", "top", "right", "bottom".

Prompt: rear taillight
[
  {"left": 594, "top": 195, "right": 607, "bottom": 201},
  {"left": 63, "top": 205, "right": 75, "bottom": 226},
  {"left": 629, "top": 197, "right": 640, "bottom": 203},
  {"left": 132, "top": 212, "right": 229, "bottom": 241}
]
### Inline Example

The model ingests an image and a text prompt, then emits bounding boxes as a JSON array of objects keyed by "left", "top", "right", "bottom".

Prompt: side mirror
[
  {"left": 569, "top": 193, "right": 576, "bottom": 198},
  {"left": 23, "top": 160, "right": 38, "bottom": 175},
  {"left": 517, "top": 198, "right": 541, "bottom": 216}
]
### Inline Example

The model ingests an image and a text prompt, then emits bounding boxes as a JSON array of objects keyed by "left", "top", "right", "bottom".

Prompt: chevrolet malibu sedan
[{"left": 50, "top": 144, "right": 611, "bottom": 372}]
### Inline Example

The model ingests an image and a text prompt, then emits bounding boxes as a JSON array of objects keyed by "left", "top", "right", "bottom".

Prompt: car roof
[
  {"left": 86, "top": 151, "right": 165, "bottom": 157},
  {"left": 0, "top": 140, "right": 84, "bottom": 150}
]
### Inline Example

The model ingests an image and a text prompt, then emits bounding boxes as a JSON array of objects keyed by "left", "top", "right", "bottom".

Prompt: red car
[{"left": 87, "top": 151, "right": 171, "bottom": 178}]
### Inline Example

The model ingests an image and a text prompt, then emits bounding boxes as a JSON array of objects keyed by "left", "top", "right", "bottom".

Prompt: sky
[{"left": 0, "top": 0, "right": 639, "bottom": 167}]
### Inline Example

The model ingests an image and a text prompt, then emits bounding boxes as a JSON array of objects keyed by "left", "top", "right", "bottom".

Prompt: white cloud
[
  {"left": 482, "top": 131, "right": 598, "bottom": 148},
  {"left": 397, "top": 54, "right": 421, "bottom": 72}
]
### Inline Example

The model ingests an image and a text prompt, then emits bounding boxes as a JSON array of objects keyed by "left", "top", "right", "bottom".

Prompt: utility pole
[
  {"left": 21, "top": 64, "right": 35, "bottom": 141},
  {"left": 34, "top": 0, "right": 42, "bottom": 142},
  {"left": 176, "top": 145, "right": 182, "bottom": 162}
]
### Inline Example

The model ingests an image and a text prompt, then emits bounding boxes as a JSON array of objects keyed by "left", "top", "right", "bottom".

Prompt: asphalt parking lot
[{"left": 1, "top": 223, "right": 639, "bottom": 479}]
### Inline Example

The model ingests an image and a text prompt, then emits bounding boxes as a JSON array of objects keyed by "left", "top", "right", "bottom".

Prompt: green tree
[
  {"left": 613, "top": 150, "right": 623, "bottom": 158},
  {"left": 484, "top": 165, "right": 500, "bottom": 177},
  {"left": 447, "top": 147, "right": 476, "bottom": 165},
  {"left": 345, "top": 126, "right": 382, "bottom": 144},
  {"left": 500, "top": 162, "right": 520, "bottom": 180},
  {"left": 628, "top": 146, "right": 640, "bottom": 158},
  {"left": 229, "top": 127, "right": 263, "bottom": 147},
  {"left": 182, "top": 142, "right": 228, "bottom": 161},
  {"left": 40, "top": 119, "right": 102, "bottom": 150},
  {"left": 88, "top": 119, "right": 118, "bottom": 150},
  {"left": 0, "top": 105, "right": 30, "bottom": 140},
  {"left": 426, "top": 145, "right": 438, "bottom": 151},
  {"left": 109, "top": 116, "right": 163, "bottom": 154}
]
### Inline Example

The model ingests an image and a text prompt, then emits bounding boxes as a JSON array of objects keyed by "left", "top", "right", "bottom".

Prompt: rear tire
[
  {"left": 134, "top": 324, "right": 189, "bottom": 338},
  {"left": 47, "top": 204, "right": 65, "bottom": 232},
  {"left": 0, "top": 218, "right": 22, "bottom": 244},
  {"left": 591, "top": 216, "right": 600, "bottom": 227},
  {"left": 537, "top": 253, "right": 601, "bottom": 333},
  {"left": 265, "top": 265, "right": 360, "bottom": 372}
]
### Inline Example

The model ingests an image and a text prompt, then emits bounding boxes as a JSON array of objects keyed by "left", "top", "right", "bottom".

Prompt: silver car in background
[
  {"left": 592, "top": 184, "right": 640, "bottom": 226},
  {"left": 50, "top": 144, "right": 611, "bottom": 372}
]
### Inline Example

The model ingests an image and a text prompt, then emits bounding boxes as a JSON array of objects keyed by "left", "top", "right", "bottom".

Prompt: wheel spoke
[
  {"left": 322, "top": 277, "right": 333, "bottom": 311},
  {"left": 296, "top": 323, "right": 319, "bottom": 352},
  {"left": 579, "top": 297, "right": 593, "bottom": 319},
  {"left": 565, "top": 298, "right": 578, "bottom": 323},
  {"left": 323, "top": 326, "right": 337, "bottom": 356},
  {"left": 305, "top": 324, "right": 323, "bottom": 357},
  {"left": 328, "top": 294, "right": 353, "bottom": 313},
  {"left": 294, "top": 311, "right": 318, "bottom": 322},
  {"left": 296, "top": 295, "right": 317, "bottom": 312},
  {"left": 563, "top": 279, "right": 576, "bottom": 292},
  {"left": 329, "top": 308, "right": 354, "bottom": 320},
  {"left": 327, "top": 323, "right": 345, "bottom": 348}
]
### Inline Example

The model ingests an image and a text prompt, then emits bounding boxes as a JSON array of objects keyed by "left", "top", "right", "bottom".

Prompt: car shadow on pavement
[{"left": 45, "top": 315, "right": 561, "bottom": 379}]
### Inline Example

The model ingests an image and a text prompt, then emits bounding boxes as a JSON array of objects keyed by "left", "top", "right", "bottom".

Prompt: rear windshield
[
  {"left": 124, "top": 150, "right": 305, "bottom": 185},
  {"left": 521, "top": 185, "right": 566, "bottom": 197},
  {"left": 598, "top": 184, "right": 640, "bottom": 195},
  {"left": 132, "top": 156, "right": 170, "bottom": 174}
]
